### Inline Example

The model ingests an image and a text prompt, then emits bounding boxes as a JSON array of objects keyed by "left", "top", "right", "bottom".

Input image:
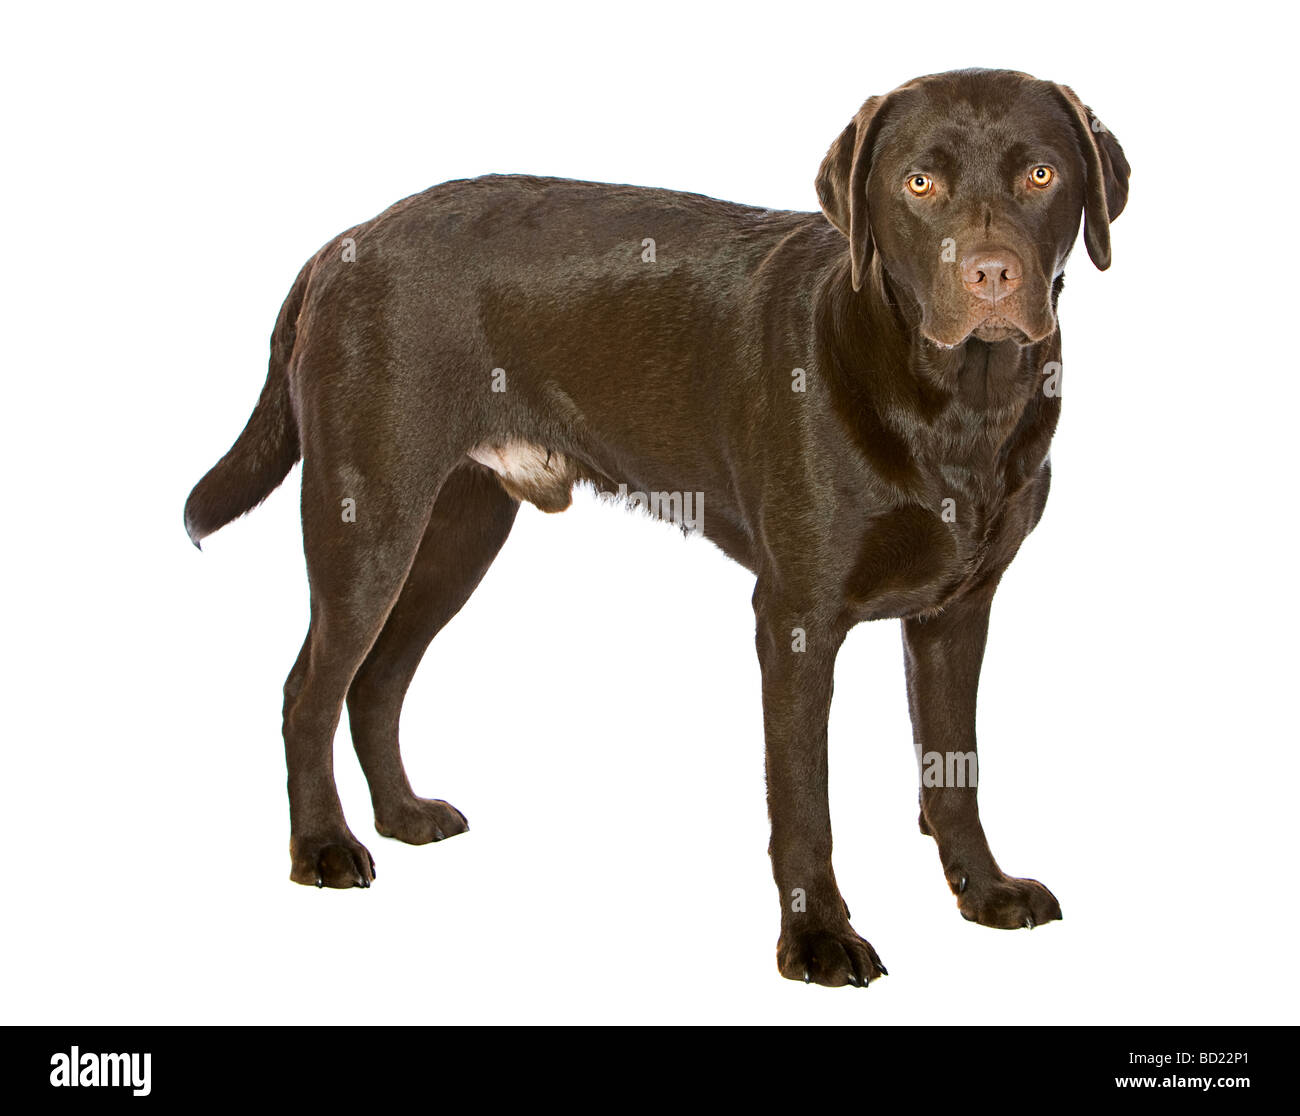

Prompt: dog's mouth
[
  {"left": 922, "top": 299, "right": 1055, "bottom": 349},
  {"left": 970, "top": 316, "right": 1029, "bottom": 344}
]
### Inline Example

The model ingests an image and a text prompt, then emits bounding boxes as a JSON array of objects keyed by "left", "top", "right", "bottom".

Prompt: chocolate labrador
[{"left": 185, "top": 68, "right": 1128, "bottom": 986}]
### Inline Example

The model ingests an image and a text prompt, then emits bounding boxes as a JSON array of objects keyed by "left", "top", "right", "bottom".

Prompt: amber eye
[
  {"left": 906, "top": 173, "right": 935, "bottom": 197},
  {"left": 1028, "top": 165, "right": 1055, "bottom": 188}
]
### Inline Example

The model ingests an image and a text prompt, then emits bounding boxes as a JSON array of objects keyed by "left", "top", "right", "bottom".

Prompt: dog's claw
[
  {"left": 1024, "top": 915, "right": 1035, "bottom": 929},
  {"left": 958, "top": 875, "right": 968, "bottom": 894}
]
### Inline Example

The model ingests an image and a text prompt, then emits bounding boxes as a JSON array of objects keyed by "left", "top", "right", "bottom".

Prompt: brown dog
[{"left": 186, "top": 68, "right": 1128, "bottom": 986}]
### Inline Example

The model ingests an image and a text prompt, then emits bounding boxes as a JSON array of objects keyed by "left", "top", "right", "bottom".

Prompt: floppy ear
[
  {"left": 816, "top": 95, "right": 888, "bottom": 291},
  {"left": 1052, "top": 84, "right": 1131, "bottom": 270}
]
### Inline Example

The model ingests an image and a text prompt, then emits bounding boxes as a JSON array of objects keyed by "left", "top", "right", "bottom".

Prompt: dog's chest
[{"left": 845, "top": 438, "right": 1045, "bottom": 621}]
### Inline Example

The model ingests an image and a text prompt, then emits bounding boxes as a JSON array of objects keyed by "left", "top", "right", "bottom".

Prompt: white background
[{"left": 3, "top": 0, "right": 1296, "bottom": 1025}]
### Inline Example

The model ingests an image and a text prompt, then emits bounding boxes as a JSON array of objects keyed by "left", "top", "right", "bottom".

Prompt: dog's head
[{"left": 817, "top": 69, "right": 1130, "bottom": 347}]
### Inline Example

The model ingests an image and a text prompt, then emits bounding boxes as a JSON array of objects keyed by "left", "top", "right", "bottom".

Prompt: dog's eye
[
  {"left": 906, "top": 174, "right": 934, "bottom": 197},
  {"left": 1028, "top": 165, "right": 1055, "bottom": 188}
]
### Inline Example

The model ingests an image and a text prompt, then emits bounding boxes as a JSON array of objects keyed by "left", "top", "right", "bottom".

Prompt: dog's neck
[{"left": 817, "top": 253, "right": 1061, "bottom": 500}]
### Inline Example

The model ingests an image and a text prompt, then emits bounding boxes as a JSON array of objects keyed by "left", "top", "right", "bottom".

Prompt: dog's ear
[
  {"left": 1051, "top": 84, "right": 1131, "bottom": 270},
  {"left": 816, "top": 95, "right": 889, "bottom": 291}
]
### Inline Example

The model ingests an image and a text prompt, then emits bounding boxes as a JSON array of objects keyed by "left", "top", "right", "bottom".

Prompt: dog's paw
[
  {"left": 374, "top": 797, "right": 469, "bottom": 845},
  {"left": 289, "top": 830, "right": 375, "bottom": 889},
  {"left": 777, "top": 924, "right": 887, "bottom": 987},
  {"left": 955, "top": 872, "right": 1061, "bottom": 929}
]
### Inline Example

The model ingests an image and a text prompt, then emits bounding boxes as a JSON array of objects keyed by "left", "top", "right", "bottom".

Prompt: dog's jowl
[{"left": 185, "top": 69, "right": 1128, "bottom": 986}]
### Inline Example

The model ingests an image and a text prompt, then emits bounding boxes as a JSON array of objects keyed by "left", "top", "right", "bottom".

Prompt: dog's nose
[{"left": 960, "top": 251, "right": 1023, "bottom": 302}]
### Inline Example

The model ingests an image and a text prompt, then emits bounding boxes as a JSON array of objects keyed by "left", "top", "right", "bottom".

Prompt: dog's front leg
[
  {"left": 755, "top": 587, "right": 885, "bottom": 987},
  {"left": 902, "top": 588, "right": 1062, "bottom": 929}
]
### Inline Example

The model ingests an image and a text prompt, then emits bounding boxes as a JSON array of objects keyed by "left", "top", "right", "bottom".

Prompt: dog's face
[{"left": 817, "top": 69, "right": 1130, "bottom": 347}]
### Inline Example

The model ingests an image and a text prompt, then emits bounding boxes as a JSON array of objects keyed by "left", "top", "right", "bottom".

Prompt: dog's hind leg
[
  {"left": 282, "top": 430, "right": 456, "bottom": 888},
  {"left": 345, "top": 464, "right": 520, "bottom": 845}
]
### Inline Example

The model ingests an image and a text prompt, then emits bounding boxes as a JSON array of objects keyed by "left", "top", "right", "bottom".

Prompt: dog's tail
[{"left": 183, "top": 262, "right": 311, "bottom": 548}]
